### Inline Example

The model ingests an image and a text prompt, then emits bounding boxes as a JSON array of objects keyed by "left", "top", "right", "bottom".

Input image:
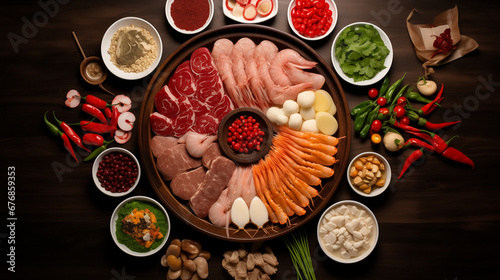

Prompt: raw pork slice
[
  {"left": 156, "top": 144, "right": 201, "bottom": 181},
  {"left": 189, "top": 156, "right": 236, "bottom": 218},
  {"left": 170, "top": 166, "right": 206, "bottom": 200},
  {"left": 202, "top": 142, "right": 222, "bottom": 169},
  {"left": 150, "top": 135, "right": 178, "bottom": 158}
]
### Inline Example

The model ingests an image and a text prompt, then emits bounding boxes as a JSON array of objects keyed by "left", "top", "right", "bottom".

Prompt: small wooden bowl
[
  {"left": 217, "top": 107, "right": 274, "bottom": 164},
  {"left": 80, "top": 56, "right": 107, "bottom": 85}
]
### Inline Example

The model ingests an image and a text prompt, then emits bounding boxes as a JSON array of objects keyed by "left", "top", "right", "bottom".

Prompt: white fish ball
[
  {"left": 282, "top": 100, "right": 300, "bottom": 116},
  {"left": 288, "top": 113, "right": 303, "bottom": 130},
  {"left": 297, "top": 90, "right": 315, "bottom": 107}
]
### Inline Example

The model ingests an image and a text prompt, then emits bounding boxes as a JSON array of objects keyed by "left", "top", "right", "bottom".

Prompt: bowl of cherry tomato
[
  {"left": 217, "top": 107, "right": 274, "bottom": 164},
  {"left": 288, "top": 0, "right": 338, "bottom": 40}
]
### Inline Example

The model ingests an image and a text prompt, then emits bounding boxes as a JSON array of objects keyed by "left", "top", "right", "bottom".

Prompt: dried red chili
[
  {"left": 170, "top": 0, "right": 210, "bottom": 31},
  {"left": 431, "top": 28, "right": 456, "bottom": 58}
]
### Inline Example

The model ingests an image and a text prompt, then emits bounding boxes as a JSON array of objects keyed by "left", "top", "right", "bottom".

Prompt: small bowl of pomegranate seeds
[
  {"left": 92, "top": 147, "right": 141, "bottom": 197},
  {"left": 218, "top": 107, "right": 274, "bottom": 164}
]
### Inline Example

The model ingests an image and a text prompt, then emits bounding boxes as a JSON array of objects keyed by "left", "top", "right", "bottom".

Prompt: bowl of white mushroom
[{"left": 317, "top": 200, "right": 379, "bottom": 263}]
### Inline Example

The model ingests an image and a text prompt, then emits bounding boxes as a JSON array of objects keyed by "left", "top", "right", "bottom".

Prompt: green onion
[{"left": 283, "top": 230, "right": 316, "bottom": 280}]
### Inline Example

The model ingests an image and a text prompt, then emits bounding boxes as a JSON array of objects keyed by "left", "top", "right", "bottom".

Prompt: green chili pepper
[
  {"left": 390, "top": 84, "right": 410, "bottom": 106},
  {"left": 84, "top": 140, "right": 113, "bottom": 162},
  {"left": 353, "top": 103, "right": 375, "bottom": 132},
  {"left": 360, "top": 105, "right": 380, "bottom": 138},
  {"left": 385, "top": 73, "right": 406, "bottom": 104},
  {"left": 350, "top": 100, "right": 373, "bottom": 117},
  {"left": 405, "top": 91, "right": 435, "bottom": 104},
  {"left": 378, "top": 76, "right": 390, "bottom": 97},
  {"left": 44, "top": 111, "right": 63, "bottom": 137}
]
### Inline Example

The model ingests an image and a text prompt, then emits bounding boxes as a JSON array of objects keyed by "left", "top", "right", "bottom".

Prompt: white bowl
[
  {"left": 110, "top": 196, "right": 171, "bottom": 257},
  {"left": 331, "top": 22, "right": 393, "bottom": 86},
  {"left": 287, "top": 0, "right": 338, "bottom": 41},
  {"left": 222, "top": 0, "right": 278, "bottom": 24},
  {"left": 166, "top": 0, "right": 214, "bottom": 34},
  {"left": 347, "top": 152, "right": 391, "bottom": 197},
  {"left": 101, "top": 17, "right": 163, "bottom": 80},
  {"left": 92, "top": 147, "right": 141, "bottom": 197},
  {"left": 317, "top": 200, "right": 379, "bottom": 263}
]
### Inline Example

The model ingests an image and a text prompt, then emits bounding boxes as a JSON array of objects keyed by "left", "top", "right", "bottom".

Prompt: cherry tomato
[
  {"left": 397, "top": 96, "right": 407, "bottom": 105},
  {"left": 370, "top": 120, "right": 382, "bottom": 132},
  {"left": 399, "top": 116, "right": 411, "bottom": 125},
  {"left": 378, "top": 107, "right": 389, "bottom": 115},
  {"left": 394, "top": 105, "right": 406, "bottom": 118},
  {"left": 371, "top": 133, "right": 382, "bottom": 144},
  {"left": 291, "top": 0, "right": 332, "bottom": 38},
  {"left": 376, "top": 97, "right": 387, "bottom": 107},
  {"left": 368, "top": 88, "right": 378, "bottom": 99}
]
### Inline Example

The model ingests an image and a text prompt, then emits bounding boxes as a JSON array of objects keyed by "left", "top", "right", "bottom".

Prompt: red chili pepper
[
  {"left": 82, "top": 133, "right": 113, "bottom": 147},
  {"left": 422, "top": 120, "right": 461, "bottom": 131},
  {"left": 404, "top": 138, "right": 434, "bottom": 153},
  {"left": 79, "top": 121, "right": 116, "bottom": 133},
  {"left": 398, "top": 148, "right": 424, "bottom": 179},
  {"left": 104, "top": 107, "right": 112, "bottom": 119},
  {"left": 109, "top": 106, "right": 120, "bottom": 137},
  {"left": 52, "top": 111, "right": 91, "bottom": 152},
  {"left": 441, "top": 147, "right": 474, "bottom": 168},
  {"left": 422, "top": 97, "right": 444, "bottom": 115},
  {"left": 82, "top": 103, "right": 108, "bottom": 124},
  {"left": 405, "top": 129, "right": 434, "bottom": 142},
  {"left": 61, "top": 133, "right": 79, "bottom": 163},
  {"left": 390, "top": 119, "right": 420, "bottom": 132},
  {"left": 420, "top": 84, "right": 444, "bottom": 115},
  {"left": 82, "top": 95, "right": 109, "bottom": 109}
]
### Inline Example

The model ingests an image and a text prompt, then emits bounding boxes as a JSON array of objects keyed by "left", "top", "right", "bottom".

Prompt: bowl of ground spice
[
  {"left": 111, "top": 196, "right": 170, "bottom": 257},
  {"left": 101, "top": 17, "right": 163, "bottom": 80},
  {"left": 166, "top": 0, "right": 214, "bottom": 34}
]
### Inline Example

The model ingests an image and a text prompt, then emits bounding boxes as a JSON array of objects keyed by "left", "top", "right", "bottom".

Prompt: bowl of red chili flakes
[{"left": 165, "top": 0, "right": 214, "bottom": 34}]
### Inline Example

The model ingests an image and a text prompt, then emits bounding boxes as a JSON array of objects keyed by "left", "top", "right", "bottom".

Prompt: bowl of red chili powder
[{"left": 166, "top": 0, "right": 214, "bottom": 34}]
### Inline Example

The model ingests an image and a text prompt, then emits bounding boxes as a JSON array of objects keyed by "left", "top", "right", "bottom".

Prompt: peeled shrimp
[
  {"left": 178, "top": 131, "right": 217, "bottom": 158},
  {"left": 216, "top": 54, "right": 245, "bottom": 107},
  {"left": 284, "top": 64, "right": 325, "bottom": 90},
  {"left": 212, "top": 38, "right": 233, "bottom": 63},
  {"left": 257, "top": 55, "right": 314, "bottom": 105},
  {"left": 240, "top": 166, "right": 257, "bottom": 207},
  {"left": 269, "top": 49, "right": 317, "bottom": 86}
]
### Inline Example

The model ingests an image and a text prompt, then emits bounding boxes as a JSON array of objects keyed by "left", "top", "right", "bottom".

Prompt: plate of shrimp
[{"left": 138, "top": 24, "right": 352, "bottom": 242}]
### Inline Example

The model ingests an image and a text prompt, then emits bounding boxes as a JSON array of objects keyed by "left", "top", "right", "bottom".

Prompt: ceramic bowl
[
  {"left": 166, "top": 0, "right": 214, "bottom": 34},
  {"left": 217, "top": 107, "right": 274, "bottom": 164},
  {"left": 287, "top": 0, "right": 338, "bottom": 41},
  {"left": 317, "top": 200, "right": 379, "bottom": 263},
  {"left": 222, "top": 0, "right": 278, "bottom": 24},
  {"left": 110, "top": 196, "right": 170, "bottom": 257},
  {"left": 92, "top": 147, "right": 141, "bottom": 197},
  {"left": 346, "top": 152, "right": 391, "bottom": 197},
  {"left": 101, "top": 17, "right": 163, "bottom": 80},
  {"left": 331, "top": 22, "right": 393, "bottom": 86}
]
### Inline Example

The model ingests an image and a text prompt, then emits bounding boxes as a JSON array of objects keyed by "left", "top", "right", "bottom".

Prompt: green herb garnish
[
  {"left": 335, "top": 24, "right": 390, "bottom": 82},
  {"left": 284, "top": 230, "right": 316, "bottom": 280}
]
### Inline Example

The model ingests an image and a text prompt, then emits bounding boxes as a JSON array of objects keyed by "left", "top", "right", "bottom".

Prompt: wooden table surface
[{"left": 1, "top": 0, "right": 499, "bottom": 279}]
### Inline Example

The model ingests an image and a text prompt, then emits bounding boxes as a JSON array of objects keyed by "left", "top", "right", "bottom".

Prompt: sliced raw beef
[
  {"left": 190, "top": 47, "right": 217, "bottom": 76},
  {"left": 168, "top": 61, "right": 197, "bottom": 97},
  {"left": 155, "top": 86, "right": 191, "bottom": 118},
  {"left": 202, "top": 142, "right": 222, "bottom": 169},
  {"left": 197, "top": 74, "right": 224, "bottom": 107},
  {"left": 170, "top": 166, "right": 206, "bottom": 200},
  {"left": 212, "top": 95, "right": 234, "bottom": 121},
  {"left": 194, "top": 115, "right": 219, "bottom": 135},
  {"left": 150, "top": 135, "right": 179, "bottom": 158},
  {"left": 189, "top": 156, "right": 235, "bottom": 218},
  {"left": 156, "top": 144, "right": 201, "bottom": 181},
  {"left": 150, "top": 112, "right": 175, "bottom": 136},
  {"left": 190, "top": 99, "right": 211, "bottom": 117}
]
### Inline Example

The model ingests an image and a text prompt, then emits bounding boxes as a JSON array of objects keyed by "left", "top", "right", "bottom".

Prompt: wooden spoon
[{"left": 72, "top": 31, "right": 115, "bottom": 96}]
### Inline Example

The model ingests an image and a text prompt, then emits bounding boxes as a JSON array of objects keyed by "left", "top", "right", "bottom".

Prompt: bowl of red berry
[
  {"left": 92, "top": 147, "right": 141, "bottom": 197},
  {"left": 288, "top": 0, "right": 338, "bottom": 41},
  {"left": 218, "top": 107, "right": 274, "bottom": 164}
]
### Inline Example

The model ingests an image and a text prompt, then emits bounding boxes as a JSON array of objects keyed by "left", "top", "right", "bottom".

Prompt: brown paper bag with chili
[{"left": 406, "top": 5, "right": 478, "bottom": 76}]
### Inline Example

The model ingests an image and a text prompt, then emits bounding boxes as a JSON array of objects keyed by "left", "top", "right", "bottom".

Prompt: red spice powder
[{"left": 171, "top": 0, "right": 210, "bottom": 31}]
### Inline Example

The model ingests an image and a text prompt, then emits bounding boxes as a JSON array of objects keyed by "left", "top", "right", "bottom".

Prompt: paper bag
[{"left": 406, "top": 5, "right": 479, "bottom": 76}]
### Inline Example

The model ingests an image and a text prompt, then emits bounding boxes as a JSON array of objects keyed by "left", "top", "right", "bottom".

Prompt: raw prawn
[
  {"left": 256, "top": 55, "right": 313, "bottom": 105},
  {"left": 178, "top": 131, "right": 217, "bottom": 158},
  {"left": 278, "top": 125, "right": 341, "bottom": 146},
  {"left": 216, "top": 54, "right": 245, "bottom": 107},
  {"left": 254, "top": 40, "right": 278, "bottom": 61},
  {"left": 284, "top": 64, "right": 325, "bottom": 90},
  {"left": 273, "top": 135, "right": 336, "bottom": 166},
  {"left": 212, "top": 38, "right": 233, "bottom": 63},
  {"left": 240, "top": 166, "right": 257, "bottom": 207},
  {"left": 269, "top": 49, "right": 317, "bottom": 86},
  {"left": 253, "top": 162, "right": 289, "bottom": 225}
]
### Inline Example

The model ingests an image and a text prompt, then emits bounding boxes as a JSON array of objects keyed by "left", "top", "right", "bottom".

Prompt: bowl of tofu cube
[
  {"left": 317, "top": 200, "right": 379, "bottom": 263},
  {"left": 347, "top": 152, "right": 391, "bottom": 197}
]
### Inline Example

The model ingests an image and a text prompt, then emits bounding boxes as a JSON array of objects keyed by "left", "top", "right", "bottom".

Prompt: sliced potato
[
  {"left": 314, "top": 89, "right": 337, "bottom": 115},
  {"left": 315, "top": 112, "right": 338, "bottom": 135}
]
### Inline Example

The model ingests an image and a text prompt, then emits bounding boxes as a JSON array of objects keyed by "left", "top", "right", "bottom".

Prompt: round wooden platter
[{"left": 138, "top": 24, "right": 351, "bottom": 242}]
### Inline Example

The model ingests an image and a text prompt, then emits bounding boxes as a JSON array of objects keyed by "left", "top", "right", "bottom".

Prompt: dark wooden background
[{"left": 1, "top": 0, "right": 499, "bottom": 279}]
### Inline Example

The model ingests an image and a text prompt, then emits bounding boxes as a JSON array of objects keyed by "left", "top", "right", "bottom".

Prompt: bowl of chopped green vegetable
[
  {"left": 331, "top": 22, "right": 393, "bottom": 86},
  {"left": 110, "top": 196, "right": 170, "bottom": 257}
]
